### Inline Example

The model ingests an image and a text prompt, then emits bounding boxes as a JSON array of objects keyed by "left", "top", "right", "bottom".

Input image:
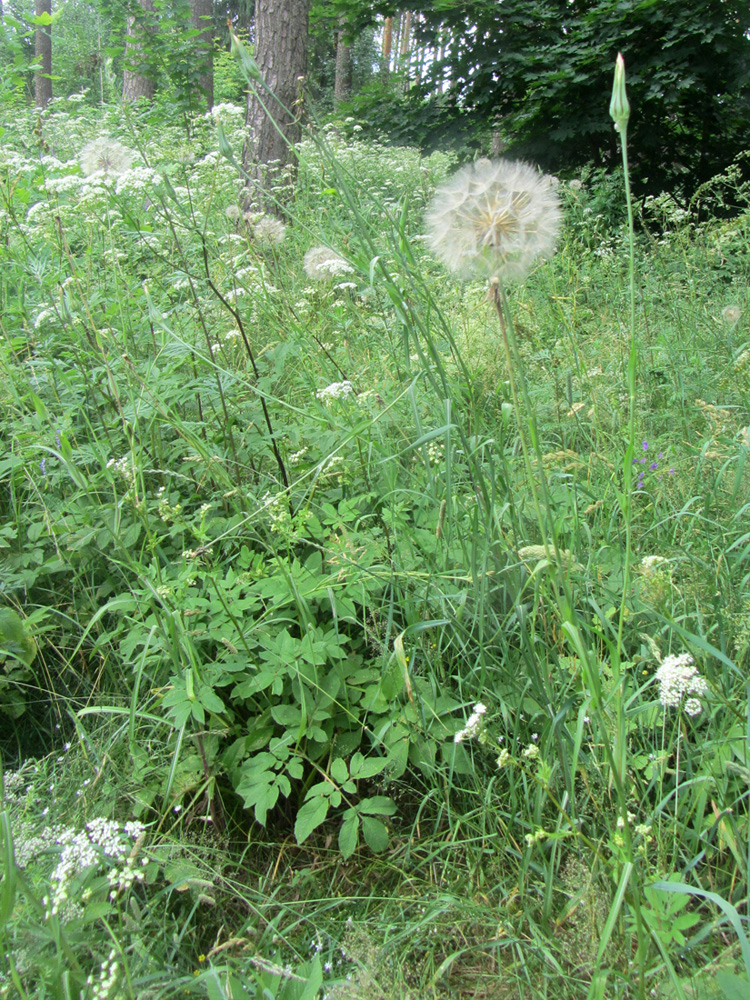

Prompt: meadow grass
[{"left": 1, "top": 92, "right": 750, "bottom": 999}]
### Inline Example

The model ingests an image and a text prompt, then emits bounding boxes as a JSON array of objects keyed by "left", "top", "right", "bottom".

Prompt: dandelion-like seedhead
[
  {"left": 251, "top": 214, "right": 287, "bottom": 245},
  {"left": 722, "top": 304, "right": 742, "bottom": 326},
  {"left": 425, "top": 159, "right": 561, "bottom": 282},
  {"left": 79, "top": 137, "right": 135, "bottom": 178},
  {"left": 303, "top": 245, "right": 354, "bottom": 281},
  {"left": 655, "top": 654, "right": 707, "bottom": 716}
]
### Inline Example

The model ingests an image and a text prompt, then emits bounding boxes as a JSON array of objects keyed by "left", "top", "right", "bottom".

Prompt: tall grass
[{"left": 1, "top": 80, "right": 750, "bottom": 999}]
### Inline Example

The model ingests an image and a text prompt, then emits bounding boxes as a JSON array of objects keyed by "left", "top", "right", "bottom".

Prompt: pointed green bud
[{"left": 609, "top": 52, "right": 630, "bottom": 132}]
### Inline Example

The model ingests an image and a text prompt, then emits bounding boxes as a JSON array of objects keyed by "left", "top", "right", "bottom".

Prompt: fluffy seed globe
[{"left": 425, "top": 159, "right": 562, "bottom": 282}]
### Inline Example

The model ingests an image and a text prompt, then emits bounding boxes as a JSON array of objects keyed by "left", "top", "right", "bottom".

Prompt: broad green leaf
[
  {"left": 294, "top": 795, "right": 329, "bottom": 845},
  {"left": 0, "top": 609, "right": 37, "bottom": 667},
  {"left": 716, "top": 972, "right": 750, "bottom": 1000},
  {"left": 330, "top": 757, "right": 348, "bottom": 784},
  {"left": 361, "top": 816, "right": 389, "bottom": 853},
  {"left": 338, "top": 812, "right": 359, "bottom": 859}
]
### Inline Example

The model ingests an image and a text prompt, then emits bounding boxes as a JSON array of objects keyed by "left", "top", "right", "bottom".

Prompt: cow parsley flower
[
  {"left": 79, "top": 137, "right": 135, "bottom": 177},
  {"left": 316, "top": 380, "right": 354, "bottom": 402},
  {"left": 655, "top": 654, "right": 708, "bottom": 715},
  {"left": 425, "top": 159, "right": 561, "bottom": 282}
]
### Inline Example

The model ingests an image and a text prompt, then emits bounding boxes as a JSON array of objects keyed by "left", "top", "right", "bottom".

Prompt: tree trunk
[
  {"left": 242, "top": 0, "right": 309, "bottom": 212},
  {"left": 122, "top": 0, "right": 155, "bottom": 103},
  {"left": 191, "top": 0, "right": 213, "bottom": 109},
  {"left": 399, "top": 10, "right": 411, "bottom": 66},
  {"left": 382, "top": 15, "right": 392, "bottom": 76},
  {"left": 34, "top": 0, "right": 52, "bottom": 110},
  {"left": 334, "top": 15, "right": 352, "bottom": 105}
]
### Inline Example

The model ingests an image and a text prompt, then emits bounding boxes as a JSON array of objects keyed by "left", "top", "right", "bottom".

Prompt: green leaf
[
  {"left": 349, "top": 753, "right": 389, "bottom": 779},
  {"left": 361, "top": 816, "right": 389, "bottom": 853},
  {"left": 338, "top": 811, "right": 359, "bottom": 859},
  {"left": 359, "top": 796, "right": 396, "bottom": 817},
  {"left": 330, "top": 757, "right": 349, "bottom": 784},
  {"left": 0, "top": 609, "right": 37, "bottom": 667},
  {"left": 716, "top": 972, "right": 750, "bottom": 1000},
  {"left": 294, "top": 795, "right": 329, "bottom": 845}
]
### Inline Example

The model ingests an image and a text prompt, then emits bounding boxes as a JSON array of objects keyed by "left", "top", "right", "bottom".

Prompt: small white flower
[
  {"left": 655, "top": 654, "right": 707, "bottom": 715},
  {"left": 316, "top": 380, "right": 354, "bottom": 402}
]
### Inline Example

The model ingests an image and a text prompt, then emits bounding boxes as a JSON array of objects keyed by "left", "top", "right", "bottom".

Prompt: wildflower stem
[{"left": 611, "top": 94, "right": 648, "bottom": 1000}]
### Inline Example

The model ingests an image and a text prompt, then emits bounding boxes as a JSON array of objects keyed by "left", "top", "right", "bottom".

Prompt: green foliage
[
  {"left": 0, "top": 610, "right": 37, "bottom": 719},
  {"left": 338, "top": 0, "right": 750, "bottom": 200},
  {"left": 3, "top": 60, "right": 750, "bottom": 997}
]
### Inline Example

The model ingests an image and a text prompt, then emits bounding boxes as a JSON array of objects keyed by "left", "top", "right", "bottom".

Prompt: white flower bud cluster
[
  {"left": 454, "top": 702, "right": 487, "bottom": 743},
  {"left": 655, "top": 654, "right": 707, "bottom": 716},
  {"left": 86, "top": 947, "right": 119, "bottom": 1000},
  {"left": 43, "top": 818, "right": 146, "bottom": 920}
]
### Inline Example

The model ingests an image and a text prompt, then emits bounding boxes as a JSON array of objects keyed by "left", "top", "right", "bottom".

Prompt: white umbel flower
[
  {"left": 655, "top": 654, "right": 708, "bottom": 715},
  {"left": 425, "top": 159, "right": 561, "bottom": 281}
]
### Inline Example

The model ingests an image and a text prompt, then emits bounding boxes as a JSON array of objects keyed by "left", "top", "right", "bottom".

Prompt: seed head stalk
[{"left": 606, "top": 52, "right": 647, "bottom": 1000}]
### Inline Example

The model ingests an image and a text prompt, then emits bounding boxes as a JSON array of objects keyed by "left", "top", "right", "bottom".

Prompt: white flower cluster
[
  {"left": 303, "top": 246, "right": 354, "bottom": 281},
  {"left": 655, "top": 653, "right": 707, "bottom": 716},
  {"left": 115, "top": 166, "right": 161, "bottom": 196},
  {"left": 106, "top": 455, "right": 136, "bottom": 487},
  {"left": 316, "top": 380, "right": 354, "bottom": 402},
  {"left": 640, "top": 555, "right": 669, "bottom": 574},
  {"left": 208, "top": 102, "right": 244, "bottom": 119},
  {"left": 86, "top": 947, "right": 119, "bottom": 1000},
  {"left": 454, "top": 702, "right": 487, "bottom": 743},
  {"left": 44, "top": 817, "right": 146, "bottom": 920}
]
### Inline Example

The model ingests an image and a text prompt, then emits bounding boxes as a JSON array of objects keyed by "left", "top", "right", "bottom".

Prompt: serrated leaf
[
  {"left": 330, "top": 757, "right": 348, "bottom": 783},
  {"left": 361, "top": 816, "right": 389, "bottom": 853},
  {"left": 294, "top": 795, "right": 329, "bottom": 845},
  {"left": 359, "top": 796, "right": 397, "bottom": 816},
  {"left": 338, "top": 812, "right": 359, "bottom": 859}
]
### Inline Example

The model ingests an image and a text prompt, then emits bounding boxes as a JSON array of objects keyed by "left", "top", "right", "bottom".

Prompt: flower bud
[{"left": 609, "top": 52, "right": 630, "bottom": 132}]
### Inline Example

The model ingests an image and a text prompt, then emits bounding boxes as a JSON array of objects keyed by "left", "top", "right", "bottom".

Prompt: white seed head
[
  {"left": 253, "top": 215, "right": 287, "bottom": 245},
  {"left": 79, "top": 137, "right": 134, "bottom": 177},
  {"left": 425, "top": 159, "right": 561, "bottom": 281},
  {"left": 303, "top": 246, "right": 354, "bottom": 281}
]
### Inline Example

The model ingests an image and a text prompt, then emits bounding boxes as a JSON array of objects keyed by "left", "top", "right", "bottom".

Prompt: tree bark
[
  {"left": 242, "top": 0, "right": 309, "bottom": 211},
  {"left": 382, "top": 15, "right": 392, "bottom": 76},
  {"left": 34, "top": 0, "right": 52, "bottom": 110},
  {"left": 191, "top": 0, "right": 213, "bottom": 109},
  {"left": 334, "top": 15, "right": 352, "bottom": 105},
  {"left": 122, "top": 0, "right": 155, "bottom": 103}
]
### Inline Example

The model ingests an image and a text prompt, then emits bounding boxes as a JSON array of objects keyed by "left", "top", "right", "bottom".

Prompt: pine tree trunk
[
  {"left": 242, "top": 0, "right": 309, "bottom": 212},
  {"left": 382, "top": 16, "right": 392, "bottom": 76},
  {"left": 34, "top": 0, "right": 52, "bottom": 110},
  {"left": 334, "top": 15, "right": 352, "bottom": 105},
  {"left": 399, "top": 10, "right": 411, "bottom": 66},
  {"left": 191, "top": 0, "right": 213, "bottom": 109},
  {"left": 122, "top": 0, "right": 155, "bottom": 103}
]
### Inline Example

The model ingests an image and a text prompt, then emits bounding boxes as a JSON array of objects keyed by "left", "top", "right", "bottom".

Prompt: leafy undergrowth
[{"left": 1, "top": 95, "right": 750, "bottom": 999}]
